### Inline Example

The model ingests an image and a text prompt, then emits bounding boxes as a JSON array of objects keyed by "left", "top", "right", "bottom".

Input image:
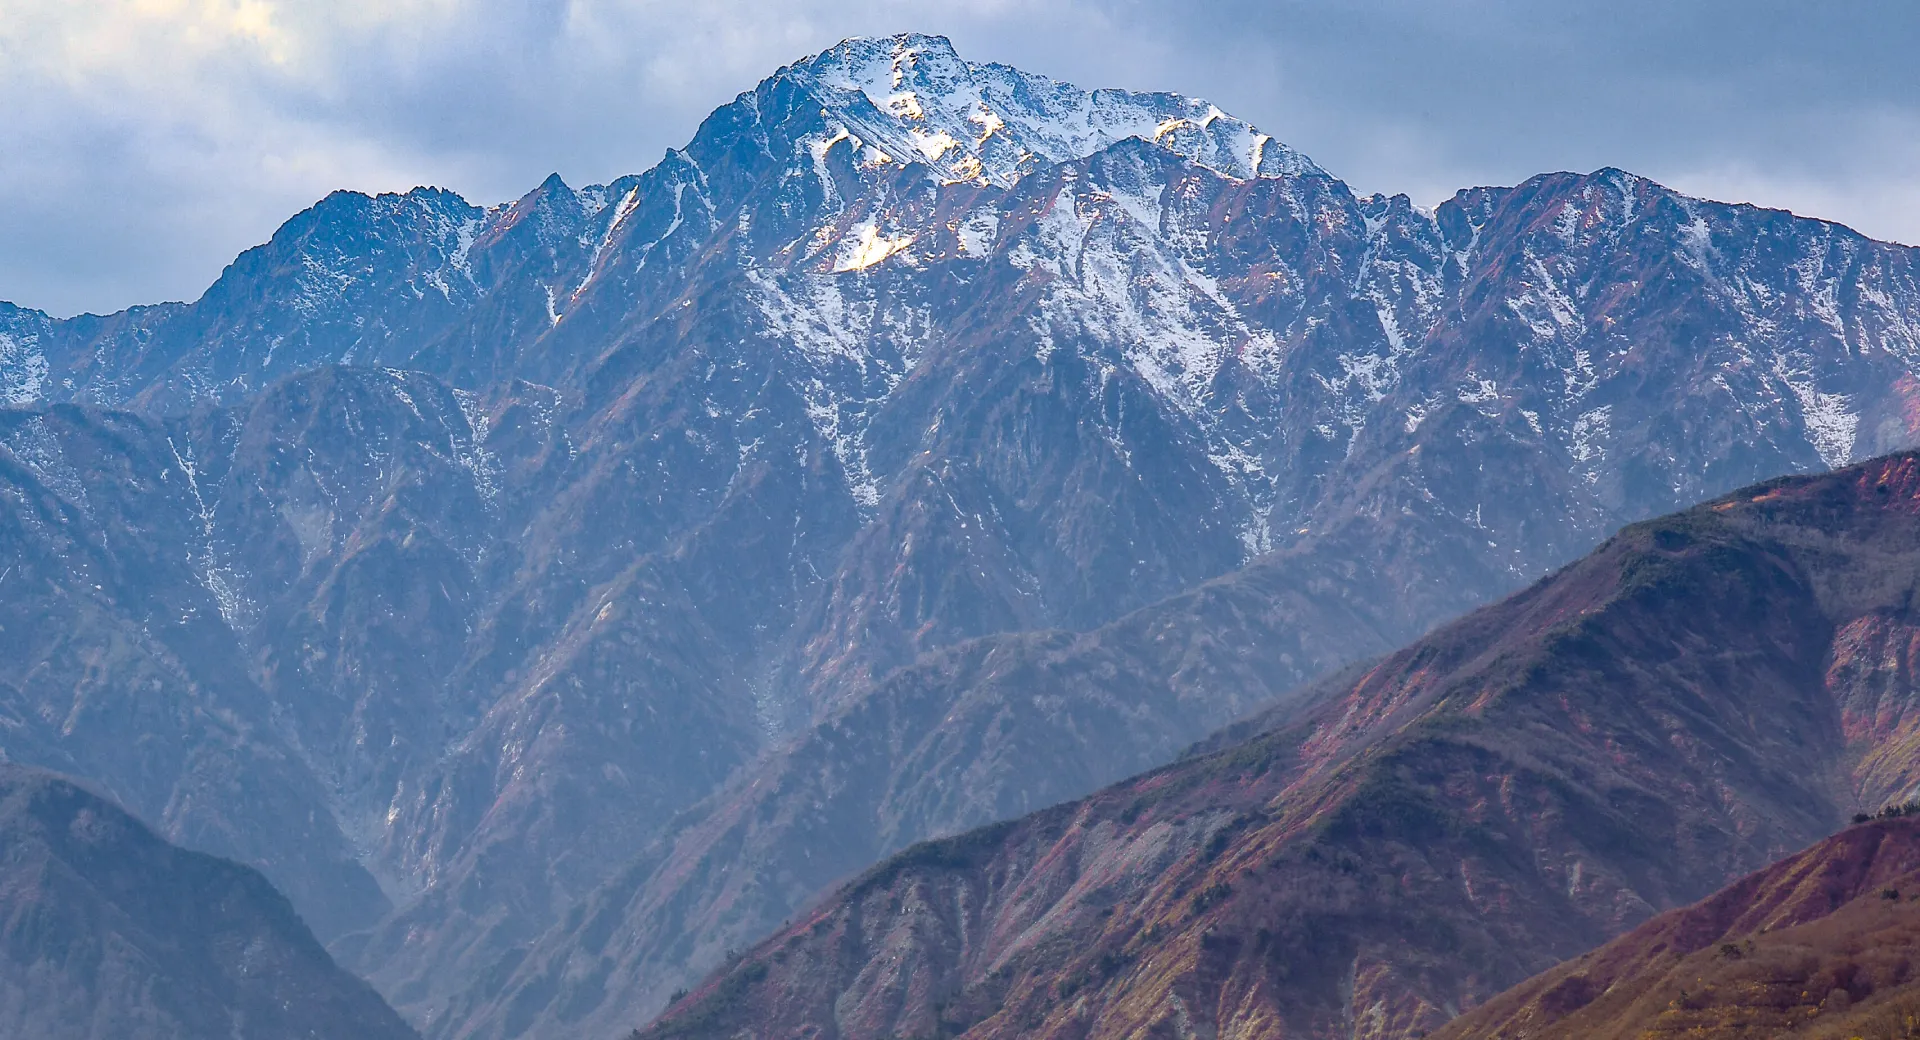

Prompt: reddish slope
[
  {"left": 1433, "top": 817, "right": 1920, "bottom": 1039},
  {"left": 638, "top": 453, "right": 1920, "bottom": 1040}
]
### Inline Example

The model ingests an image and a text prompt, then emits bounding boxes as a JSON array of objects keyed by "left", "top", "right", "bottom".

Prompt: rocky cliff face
[
  {"left": 0, "top": 32, "right": 1917, "bottom": 1037},
  {"left": 0, "top": 765, "right": 417, "bottom": 1040},
  {"left": 639, "top": 455, "right": 1920, "bottom": 1040}
]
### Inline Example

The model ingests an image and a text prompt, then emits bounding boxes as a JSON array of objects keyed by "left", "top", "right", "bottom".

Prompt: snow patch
[
  {"left": 0, "top": 329, "right": 48, "bottom": 405},
  {"left": 166, "top": 435, "right": 249, "bottom": 629},
  {"left": 1676, "top": 201, "right": 1717, "bottom": 277},
  {"left": 794, "top": 33, "right": 1322, "bottom": 189},
  {"left": 1404, "top": 403, "right": 1429, "bottom": 433},
  {"left": 452, "top": 389, "right": 501, "bottom": 508},
  {"left": 1570, "top": 405, "right": 1612, "bottom": 478},
  {"left": 957, "top": 212, "right": 1000, "bottom": 256},
  {"left": 1776, "top": 368, "right": 1858, "bottom": 467},
  {"left": 1458, "top": 378, "right": 1499, "bottom": 405},
  {"left": 834, "top": 223, "right": 916, "bottom": 272},
  {"left": 909, "top": 128, "right": 960, "bottom": 161}
]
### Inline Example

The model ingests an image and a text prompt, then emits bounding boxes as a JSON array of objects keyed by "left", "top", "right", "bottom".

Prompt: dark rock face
[
  {"left": 639, "top": 455, "right": 1920, "bottom": 1040},
  {"left": 0, "top": 31, "right": 1917, "bottom": 1038},
  {"left": 0, "top": 764, "right": 418, "bottom": 1040}
]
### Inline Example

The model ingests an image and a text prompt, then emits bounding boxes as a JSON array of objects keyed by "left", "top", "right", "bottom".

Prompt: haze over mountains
[{"left": 0, "top": 30, "right": 1917, "bottom": 1040}]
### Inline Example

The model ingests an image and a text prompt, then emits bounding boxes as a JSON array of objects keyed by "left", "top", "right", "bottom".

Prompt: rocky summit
[{"left": 0, "top": 31, "right": 1917, "bottom": 1039}]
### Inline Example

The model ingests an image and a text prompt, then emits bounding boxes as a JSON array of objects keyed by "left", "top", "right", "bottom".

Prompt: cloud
[{"left": 1, "top": 0, "right": 1914, "bottom": 316}]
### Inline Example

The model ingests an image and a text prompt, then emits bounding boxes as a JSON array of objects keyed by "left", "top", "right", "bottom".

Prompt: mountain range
[{"left": 0, "top": 30, "right": 1918, "bottom": 1040}]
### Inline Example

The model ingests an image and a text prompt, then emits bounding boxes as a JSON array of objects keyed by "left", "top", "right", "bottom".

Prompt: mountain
[
  {"left": 0, "top": 764, "right": 417, "bottom": 1040},
  {"left": 637, "top": 453, "right": 1920, "bottom": 1040},
  {"left": 1434, "top": 815, "right": 1920, "bottom": 1039},
  {"left": 0, "top": 32, "right": 1918, "bottom": 1036}
]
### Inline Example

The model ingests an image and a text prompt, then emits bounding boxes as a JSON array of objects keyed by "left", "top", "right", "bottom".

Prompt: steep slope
[
  {"left": 2, "top": 32, "right": 1920, "bottom": 1036},
  {"left": 1433, "top": 816, "right": 1920, "bottom": 1039},
  {"left": 0, "top": 364, "right": 776, "bottom": 948},
  {"left": 639, "top": 453, "right": 1920, "bottom": 1040},
  {"left": 0, "top": 765, "right": 417, "bottom": 1040}
]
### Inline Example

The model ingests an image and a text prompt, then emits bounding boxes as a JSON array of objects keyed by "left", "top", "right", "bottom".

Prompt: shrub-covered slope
[{"left": 1434, "top": 815, "right": 1920, "bottom": 1040}]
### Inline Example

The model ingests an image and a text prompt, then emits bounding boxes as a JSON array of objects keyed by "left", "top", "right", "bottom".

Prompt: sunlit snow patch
[
  {"left": 833, "top": 224, "right": 916, "bottom": 272},
  {"left": 968, "top": 107, "right": 1005, "bottom": 143},
  {"left": 909, "top": 129, "right": 960, "bottom": 161}
]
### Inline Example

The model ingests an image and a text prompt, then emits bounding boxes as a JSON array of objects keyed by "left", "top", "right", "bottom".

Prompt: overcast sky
[{"left": 3, "top": 0, "right": 1915, "bottom": 317}]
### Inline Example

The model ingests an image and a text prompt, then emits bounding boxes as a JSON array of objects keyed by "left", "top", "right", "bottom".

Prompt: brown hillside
[{"left": 1434, "top": 816, "right": 1920, "bottom": 1040}]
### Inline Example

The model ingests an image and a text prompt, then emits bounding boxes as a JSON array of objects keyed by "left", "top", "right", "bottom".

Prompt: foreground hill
[
  {"left": 640, "top": 452, "right": 1920, "bottom": 1040},
  {"left": 1434, "top": 815, "right": 1920, "bottom": 1039},
  {"left": 0, "top": 765, "right": 417, "bottom": 1040}
]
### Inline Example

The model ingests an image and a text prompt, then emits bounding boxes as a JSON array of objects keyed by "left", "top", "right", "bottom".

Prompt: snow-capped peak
[{"left": 788, "top": 33, "right": 1321, "bottom": 187}]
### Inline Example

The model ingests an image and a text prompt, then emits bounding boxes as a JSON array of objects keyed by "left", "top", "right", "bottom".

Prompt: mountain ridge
[{"left": 1433, "top": 815, "right": 1920, "bottom": 1038}]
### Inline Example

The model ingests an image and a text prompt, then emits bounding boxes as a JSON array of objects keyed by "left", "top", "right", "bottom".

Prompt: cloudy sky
[{"left": 3, "top": 0, "right": 1915, "bottom": 317}]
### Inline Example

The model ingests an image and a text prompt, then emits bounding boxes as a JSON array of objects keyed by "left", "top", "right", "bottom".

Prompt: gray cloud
[{"left": 2, "top": 0, "right": 1914, "bottom": 317}]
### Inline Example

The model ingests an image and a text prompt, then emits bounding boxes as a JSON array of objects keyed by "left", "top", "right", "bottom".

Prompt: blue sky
[{"left": 3, "top": 0, "right": 1915, "bottom": 317}]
